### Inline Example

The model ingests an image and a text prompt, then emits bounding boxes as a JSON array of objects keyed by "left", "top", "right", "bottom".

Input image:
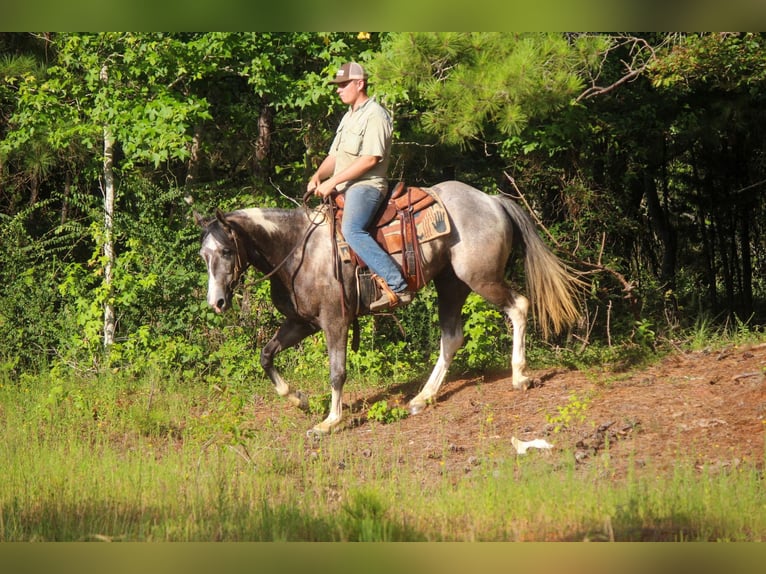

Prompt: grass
[{"left": 1, "top": 362, "right": 764, "bottom": 542}]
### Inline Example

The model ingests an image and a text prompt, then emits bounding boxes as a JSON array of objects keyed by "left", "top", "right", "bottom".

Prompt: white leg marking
[
  {"left": 273, "top": 371, "right": 291, "bottom": 397},
  {"left": 409, "top": 340, "right": 453, "bottom": 414},
  {"left": 310, "top": 388, "right": 343, "bottom": 436},
  {"left": 272, "top": 371, "right": 307, "bottom": 409},
  {"left": 508, "top": 295, "right": 530, "bottom": 390}
]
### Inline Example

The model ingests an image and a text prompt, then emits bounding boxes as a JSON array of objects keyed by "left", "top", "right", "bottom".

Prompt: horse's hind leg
[
  {"left": 260, "top": 318, "right": 318, "bottom": 409},
  {"left": 470, "top": 281, "right": 531, "bottom": 390},
  {"left": 408, "top": 271, "right": 470, "bottom": 415},
  {"left": 505, "top": 291, "right": 530, "bottom": 390}
]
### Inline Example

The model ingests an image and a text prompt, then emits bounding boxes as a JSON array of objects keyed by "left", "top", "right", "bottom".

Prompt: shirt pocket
[{"left": 339, "top": 124, "right": 365, "bottom": 155}]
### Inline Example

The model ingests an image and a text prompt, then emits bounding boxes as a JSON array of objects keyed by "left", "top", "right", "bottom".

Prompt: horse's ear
[
  {"left": 215, "top": 209, "right": 230, "bottom": 232},
  {"left": 193, "top": 211, "right": 207, "bottom": 228}
]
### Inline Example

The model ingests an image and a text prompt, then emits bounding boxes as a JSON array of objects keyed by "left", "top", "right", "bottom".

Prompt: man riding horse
[
  {"left": 306, "top": 62, "right": 412, "bottom": 312},
  {"left": 196, "top": 63, "right": 584, "bottom": 436}
]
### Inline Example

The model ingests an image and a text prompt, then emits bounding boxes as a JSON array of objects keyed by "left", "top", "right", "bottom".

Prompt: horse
[{"left": 195, "top": 180, "right": 583, "bottom": 436}]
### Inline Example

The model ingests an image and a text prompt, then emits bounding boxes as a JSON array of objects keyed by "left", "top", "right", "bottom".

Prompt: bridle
[
  {"left": 211, "top": 201, "right": 327, "bottom": 292},
  {"left": 226, "top": 228, "right": 247, "bottom": 291},
  {"left": 206, "top": 195, "right": 353, "bottom": 332}
]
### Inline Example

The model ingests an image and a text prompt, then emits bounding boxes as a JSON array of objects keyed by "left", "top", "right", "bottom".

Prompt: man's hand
[
  {"left": 306, "top": 175, "right": 319, "bottom": 194},
  {"left": 314, "top": 179, "right": 337, "bottom": 198}
]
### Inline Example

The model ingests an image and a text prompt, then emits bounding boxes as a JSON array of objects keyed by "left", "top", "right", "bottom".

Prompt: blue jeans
[{"left": 341, "top": 184, "right": 408, "bottom": 293}]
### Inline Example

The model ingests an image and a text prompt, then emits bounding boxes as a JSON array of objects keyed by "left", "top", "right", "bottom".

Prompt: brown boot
[{"left": 369, "top": 290, "right": 412, "bottom": 313}]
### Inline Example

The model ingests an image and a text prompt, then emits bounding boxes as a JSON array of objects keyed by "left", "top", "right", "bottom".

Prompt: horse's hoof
[
  {"left": 512, "top": 377, "right": 532, "bottom": 391},
  {"left": 306, "top": 427, "right": 327, "bottom": 441},
  {"left": 307, "top": 417, "right": 340, "bottom": 438},
  {"left": 408, "top": 400, "right": 426, "bottom": 415},
  {"left": 293, "top": 390, "right": 309, "bottom": 411}
]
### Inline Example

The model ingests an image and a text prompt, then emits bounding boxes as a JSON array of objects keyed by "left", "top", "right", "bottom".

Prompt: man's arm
[
  {"left": 307, "top": 155, "right": 337, "bottom": 193},
  {"left": 313, "top": 155, "right": 380, "bottom": 198}
]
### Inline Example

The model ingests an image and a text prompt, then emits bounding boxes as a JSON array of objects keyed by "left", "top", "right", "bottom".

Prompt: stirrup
[
  {"left": 369, "top": 291, "right": 413, "bottom": 313},
  {"left": 369, "top": 275, "right": 401, "bottom": 312}
]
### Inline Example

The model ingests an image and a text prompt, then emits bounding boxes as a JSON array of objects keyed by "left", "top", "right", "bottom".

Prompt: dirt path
[{"left": 257, "top": 342, "right": 765, "bottom": 479}]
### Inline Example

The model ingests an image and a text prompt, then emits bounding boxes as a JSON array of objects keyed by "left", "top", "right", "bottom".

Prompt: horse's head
[{"left": 195, "top": 210, "right": 245, "bottom": 313}]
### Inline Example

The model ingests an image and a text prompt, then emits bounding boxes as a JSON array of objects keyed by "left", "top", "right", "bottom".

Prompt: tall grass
[{"left": 1, "top": 363, "right": 764, "bottom": 542}]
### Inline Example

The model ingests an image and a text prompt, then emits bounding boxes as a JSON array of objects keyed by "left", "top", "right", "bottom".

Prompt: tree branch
[
  {"left": 575, "top": 34, "right": 671, "bottom": 103},
  {"left": 576, "top": 67, "right": 644, "bottom": 102}
]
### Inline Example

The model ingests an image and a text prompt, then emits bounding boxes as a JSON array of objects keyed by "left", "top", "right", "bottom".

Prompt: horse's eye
[{"left": 221, "top": 249, "right": 233, "bottom": 258}]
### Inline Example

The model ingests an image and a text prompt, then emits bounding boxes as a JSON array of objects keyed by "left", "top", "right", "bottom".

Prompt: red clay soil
[{"left": 252, "top": 342, "right": 766, "bottom": 480}]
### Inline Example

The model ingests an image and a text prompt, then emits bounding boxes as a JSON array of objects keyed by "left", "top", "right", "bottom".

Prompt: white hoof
[
  {"left": 306, "top": 427, "right": 327, "bottom": 440},
  {"left": 512, "top": 376, "right": 532, "bottom": 391},
  {"left": 408, "top": 398, "right": 428, "bottom": 415},
  {"left": 309, "top": 415, "right": 342, "bottom": 437}
]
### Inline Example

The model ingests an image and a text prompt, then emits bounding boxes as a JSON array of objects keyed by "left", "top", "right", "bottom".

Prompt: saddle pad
[{"left": 375, "top": 189, "right": 451, "bottom": 254}]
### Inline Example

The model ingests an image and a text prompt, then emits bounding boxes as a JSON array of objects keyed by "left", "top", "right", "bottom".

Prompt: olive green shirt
[{"left": 329, "top": 97, "right": 392, "bottom": 193}]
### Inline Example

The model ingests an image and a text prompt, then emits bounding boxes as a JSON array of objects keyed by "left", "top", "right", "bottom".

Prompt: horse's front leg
[
  {"left": 260, "top": 318, "right": 319, "bottom": 410},
  {"left": 408, "top": 275, "right": 470, "bottom": 414},
  {"left": 309, "top": 324, "right": 349, "bottom": 437}
]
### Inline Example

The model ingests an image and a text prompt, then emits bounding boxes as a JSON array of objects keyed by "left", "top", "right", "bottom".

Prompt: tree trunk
[
  {"left": 714, "top": 212, "right": 735, "bottom": 315},
  {"left": 101, "top": 64, "right": 116, "bottom": 349},
  {"left": 642, "top": 172, "right": 677, "bottom": 290},
  {"left": 28, "top": 175, "right": 39, "bottom": 206},
  {"left": 185, "top": 124, "right": 202, "bottom": 188},
  {"left": 252, "top": 103, "right": 272, "bottom": 177},
  {"left": 695, "top": 197, "right": 717, "bottom": 310},
  {"left": 739, "top": 208, "right": 752, "bottom": 317},
  {"left": 693, "top": 161, "right": 717, "bottom": 310},
  {"left": 60, "top": 171, "right": 71, "bottom": 225}
]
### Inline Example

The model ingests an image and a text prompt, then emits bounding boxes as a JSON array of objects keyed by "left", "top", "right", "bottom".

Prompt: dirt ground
[{"left": 257, "top": 342, "right": 766, "bottom": 479}]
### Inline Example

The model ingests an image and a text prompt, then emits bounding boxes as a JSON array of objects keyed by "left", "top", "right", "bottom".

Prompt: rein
[
  {"left": 225, "top": 201, "right": 326, "bottom": 287},
  {"left": 214, "top": 195, "right": 351, "bottom": 328},
  {"left": 324, "top": 194, "right": 350, "bottom": 320},
  {"left": 302, "top": 188, "right": 349, "bottom": 318}
]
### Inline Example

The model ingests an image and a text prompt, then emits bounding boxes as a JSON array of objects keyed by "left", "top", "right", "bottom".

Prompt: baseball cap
[{"left": 329, "top": 62, "right": 368, "bottom": 84}]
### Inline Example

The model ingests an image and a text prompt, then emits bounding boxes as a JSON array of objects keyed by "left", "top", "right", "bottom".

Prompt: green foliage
[
  {"left": 545, "top": 392, "right": 591, "bottom": 433},
  {"left": 685, "top": 312, "right": 765, "bottom": 351},
  {"left": 633, "top": 319, "right": 657, "bottom": 350},
  {"left": 375, "top": 33, "right": 609, "bottom": 145},
  {"left": 347, "top": 318, "right": 423, "bottom": 382},
  {"left": 366, "top": 400, "right": 408, "bottom": 424},
  {"left": 307, "top": 393, "right": 331, "bottom": 417},
  {"left": 649, "top": 33, "right": 766, "bottom": 92},
  {"left": 456, "top": 293, "right": 512, "bottom": 371},
  {"left": 0, "top": 201, "right": 92, "bottom": 371}
]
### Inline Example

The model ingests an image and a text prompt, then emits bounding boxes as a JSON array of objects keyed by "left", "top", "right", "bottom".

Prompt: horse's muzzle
[{"left": 207, "top": 290, "right": 229, "bottom": 313}]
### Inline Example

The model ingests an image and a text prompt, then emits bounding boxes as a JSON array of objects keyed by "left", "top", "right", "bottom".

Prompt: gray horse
[{"left": 196, "top": 180, "right": 582, "bottom": 436}]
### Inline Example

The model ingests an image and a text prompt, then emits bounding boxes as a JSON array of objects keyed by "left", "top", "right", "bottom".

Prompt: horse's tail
[{"left": 495, "top": 195, "right": 585, "bottom": 339}]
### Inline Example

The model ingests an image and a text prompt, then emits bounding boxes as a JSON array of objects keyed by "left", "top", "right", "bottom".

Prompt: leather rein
[{"left": 223, "top": 195, "right": 329, "bottom": 290}]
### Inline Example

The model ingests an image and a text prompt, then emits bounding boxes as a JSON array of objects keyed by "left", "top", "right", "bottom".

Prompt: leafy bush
[
  {"left": 455, "top": 293, "right": 512, "bottom": 371},
  {"left": 0, "top": 202, "right": 90, "bottom": 373},
  {"left": 366, "top": 400, "right": 408, "bottom": 424},
  {"left": 545, "top": 392, "right": 591, "bottom": 433}
]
